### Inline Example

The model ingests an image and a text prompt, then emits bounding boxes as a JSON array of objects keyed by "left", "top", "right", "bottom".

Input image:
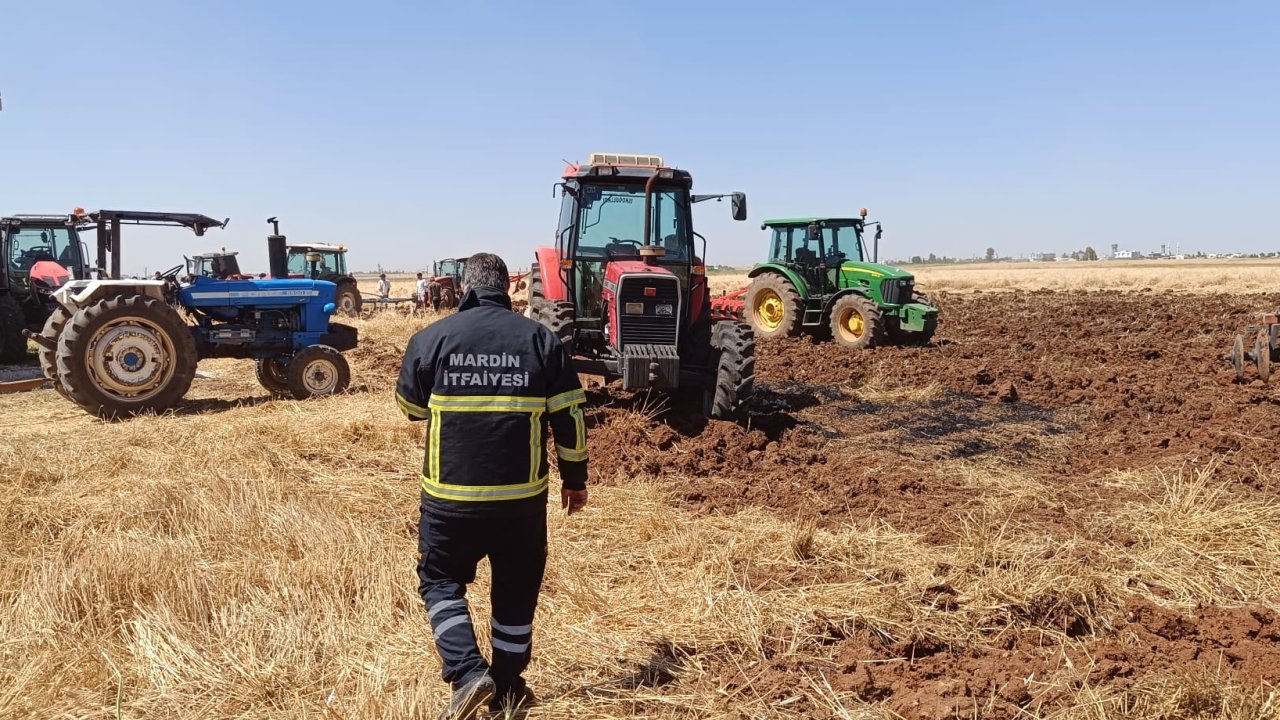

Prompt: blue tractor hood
[{"left": 178, "top": 276, "right": 338, "bottom": 327}]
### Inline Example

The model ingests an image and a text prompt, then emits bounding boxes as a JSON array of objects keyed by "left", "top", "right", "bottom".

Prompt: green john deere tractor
[{"left": 739, "top": 213, "right": 938, "bottom": 348}]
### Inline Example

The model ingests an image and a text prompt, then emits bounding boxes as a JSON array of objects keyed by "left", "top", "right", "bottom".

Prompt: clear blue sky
[{"left": 3, "top": 1, "right": 1277, "bottom": 273}]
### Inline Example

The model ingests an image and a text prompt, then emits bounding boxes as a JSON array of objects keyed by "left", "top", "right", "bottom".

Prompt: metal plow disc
[
  {"left": 1228, "top": 334, "right": 1246, "bottom": 380},
  {"left": 1255, "top": 330, "right": 1271, "bottom": 383}
]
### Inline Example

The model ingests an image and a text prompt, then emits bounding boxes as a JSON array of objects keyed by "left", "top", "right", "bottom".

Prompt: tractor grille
[
  {"left": 617, "top": 275, "right": 680, "bottom": 348},
  {"left": 880, "top": 277, "right": 914, "bottom": 305}
]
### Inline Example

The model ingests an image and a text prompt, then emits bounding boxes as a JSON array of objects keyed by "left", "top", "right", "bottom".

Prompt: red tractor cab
[{"left": 528, "top": 152, "right": 754, "bottom": 418}]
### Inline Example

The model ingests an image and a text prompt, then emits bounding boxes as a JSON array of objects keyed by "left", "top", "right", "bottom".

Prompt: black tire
[
  {"left": 0, "top": 293, "right": 28, "bottom": 363},
  {"left": 704, "top": 321, "right": 755, "bottom": 419},
  {"left": 55, "top": 294, "right": 198, "bottom": 419},
  {"left": 829, "top": 294, "right": 885, "bottom": 350},
  {"left": 525, "top": 262, "right": 545, "bottom": 319},
  {"left": 255, "top": 358, "right": 292, "bottom": 397},
  {"left": 286, "top": 345, "right": 350, "bottom": 400},
  {"left": 335, "top": 282, "right": 363, "bottom": 316},
  {"left": 38, "top": 305, "right": 74, "bottom": 397},
  {"left": 534, "top": 299, "right": 575, "bottom": 356},
  {"left": 440, "top": 287, "right": 458, "bottom": 309},
  {"left": 745, "top": 273, "right": 802, "bottom": 339}
]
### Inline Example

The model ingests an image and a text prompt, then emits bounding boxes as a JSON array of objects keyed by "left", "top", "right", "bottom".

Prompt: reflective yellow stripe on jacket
[{"left": 422, "top": 394, "right": 549, "bottom": 502}]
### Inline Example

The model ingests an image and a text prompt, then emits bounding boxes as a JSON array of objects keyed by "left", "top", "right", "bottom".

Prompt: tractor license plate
[
  {"left": 625, "top": 302, "right": 645, "bottom": 315},
  {"left": 655, "top": 304, "right": 673, "bottom": 316}
]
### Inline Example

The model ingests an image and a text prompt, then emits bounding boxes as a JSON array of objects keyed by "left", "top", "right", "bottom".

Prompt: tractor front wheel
[
  {"left": 704, "top": 321, "right": 755, "bottom": 419},
  {"left": 335, "top": 282, "right": 363, "bottom": 317},
  {"left": 38, "top": 305, "right": 74, "bottom": 398},
  {"left": 286, "top": 345, "right": 350, "bottom": 400},
  {"left": 255, "top": 358, "right": 292, "bottom": 397},
  {"left": 55, "top": 294, "right": 198, "bottom": 418},
  {"left": 0, "top": 293, "right": 28, "bottom": 363},
  {"left": 746, "top": 274, "right": 801, "bottom": 339},
  {"left": 829, "top": 294, "right": 885, "bottom": 350}
]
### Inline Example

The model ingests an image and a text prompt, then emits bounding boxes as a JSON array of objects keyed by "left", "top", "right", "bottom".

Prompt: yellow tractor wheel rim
[
  {"left": 838, "top": 308, "right": 865, "bottom": 341},
  {"left": 753, "top": 289, "right": 786, "bottom": 331}
]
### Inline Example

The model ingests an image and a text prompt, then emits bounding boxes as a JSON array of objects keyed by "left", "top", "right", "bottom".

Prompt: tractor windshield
[
  {"left": 824, "top": 223, "right": 863, "bottom": 262},
  {"left": 288, "top": 249, "right": 344, "bottom": 277},
  {"left": 7, "top": 226, "right": 81, "bottom": 280},
  {"left": 576, "top": 185, "right": 690, "bottom": 259},
  {"left": 567, "top": 183, "right": 692, "bottom": 325}
]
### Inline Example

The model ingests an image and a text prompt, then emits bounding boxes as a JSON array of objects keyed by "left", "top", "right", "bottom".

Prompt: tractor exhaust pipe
[{"left": 266, "top": 216, "right": 289, "bottom": 279}]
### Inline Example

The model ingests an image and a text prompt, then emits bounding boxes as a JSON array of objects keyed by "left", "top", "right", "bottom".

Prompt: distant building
[
  {"left": 1114, "top": 250, "right": 1142, "bottom": 260},
  {"left": 1030, "top": 252, "right": 1056, "bottom": 262}
]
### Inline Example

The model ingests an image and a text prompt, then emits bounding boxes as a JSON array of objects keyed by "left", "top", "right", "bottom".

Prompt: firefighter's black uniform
[{"left": 396, "top": 285, "right": 588, "bottom": 699}]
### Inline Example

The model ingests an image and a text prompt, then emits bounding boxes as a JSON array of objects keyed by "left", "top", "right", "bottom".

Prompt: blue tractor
[{"left": 34, "top": 212, "right": 357, "bottom": 418}]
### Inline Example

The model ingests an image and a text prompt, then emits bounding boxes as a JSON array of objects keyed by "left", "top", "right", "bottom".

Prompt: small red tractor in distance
[{"left": 527, "top": 152, "right": 754, "bottom": 419}]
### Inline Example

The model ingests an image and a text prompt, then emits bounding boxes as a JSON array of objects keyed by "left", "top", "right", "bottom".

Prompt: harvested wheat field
[{"left": 3, "top": 282, "right": 1280, "bottom": 719}]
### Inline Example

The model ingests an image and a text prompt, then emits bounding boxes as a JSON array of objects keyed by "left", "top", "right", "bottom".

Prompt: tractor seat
[{"left": 795, "top": 248, "right": 817, "bottom": 265}]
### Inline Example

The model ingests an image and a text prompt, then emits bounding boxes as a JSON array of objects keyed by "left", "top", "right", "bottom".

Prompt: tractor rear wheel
[
  {"left": 38, "top": 305, "right": 74, "bottom": 397},
  {"left": 335, "top": 282, "right": 362, "bottom": 316},
  {"left": 830, "top": 294, "right": 885, "bottom": 350},
  {"left": 525, "top": 263, "right": 544, "bottom": 318},
  {"left": 533, "top": 299, "right": 575, "bottom": 355},
  {"left": 704, "top": 321, "right": 755, "bottom": 419},
  {"left": 255, "top": 358, "right": 292, "bottom": 397},
  {"left": 286, "top": 345, "right": 350, "bottom": 400},
  {"left": 440, "top": 287, "right": 458, "bottom": 309},
  {"left": 55, "top": 293, "right": 198, "bottom": 418},
  {"left": 0, "top": 293, "right": 28, "bottom": 363},
  {"left": 746, "top": 273, "right": 801, "bottom": 339}
]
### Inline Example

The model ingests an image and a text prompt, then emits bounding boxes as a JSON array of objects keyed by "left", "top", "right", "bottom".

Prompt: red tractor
[{"left": 527, "top": 152, "right": 754, "bottom": 418}]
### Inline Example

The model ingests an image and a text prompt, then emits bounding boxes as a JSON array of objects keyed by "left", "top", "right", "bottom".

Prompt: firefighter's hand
[{"left": 562, "top": 488, "right": 588, "bottom": 515}]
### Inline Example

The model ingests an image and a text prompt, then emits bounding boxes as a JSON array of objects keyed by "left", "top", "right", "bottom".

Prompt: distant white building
[
  {"left": 1030, "top": 252, "right": 1056, "bottom": 262},
  {"left": 1114, "top": 250, "right": 1142, "bottom": 260}
]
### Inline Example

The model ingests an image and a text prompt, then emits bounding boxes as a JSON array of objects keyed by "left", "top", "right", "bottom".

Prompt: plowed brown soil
[{"left": 583, "top": 290, "right": 1280, "bottom": 717}]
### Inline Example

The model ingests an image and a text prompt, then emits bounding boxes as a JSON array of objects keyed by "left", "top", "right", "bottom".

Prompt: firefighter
[{"left": 396, "top": 253, "right": 588, "bottom": 720}]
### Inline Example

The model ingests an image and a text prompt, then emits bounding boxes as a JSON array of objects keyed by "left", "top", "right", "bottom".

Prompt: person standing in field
[
  {"left": 377, "top": 273, "right": 392, "bottom": 300},
  {"left": 396, "top": 252, "right": 589, "bottom": 719},
  {"left": 415, "top": 272, "right": 429, "bottom": 310}
]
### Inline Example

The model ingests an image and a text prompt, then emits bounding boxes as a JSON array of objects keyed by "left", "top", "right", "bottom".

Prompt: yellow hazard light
[
  {"left": 860, "top": 207, "right": 868, "bottom": 218},
  {"left": 693, "top": 265, "right": 706, "bottom": 275},
  {"left": 560, "top": 259, "right": 573, "bottom": 268},
  {"left": 72, "top": 207, "right": 85, "bottom": 216}
]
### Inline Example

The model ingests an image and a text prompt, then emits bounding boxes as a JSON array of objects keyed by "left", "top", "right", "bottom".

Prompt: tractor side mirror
[
  {"left": 807, "top": 222, "right": 822, "bottom": 240},
  {"left": 731, "top": 192, "right": 747, "bottom": 221}
]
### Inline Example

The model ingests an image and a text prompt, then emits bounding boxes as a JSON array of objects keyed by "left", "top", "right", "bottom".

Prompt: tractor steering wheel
[{"left": 608, "top": 237, "right": 642, "bottom": 248}]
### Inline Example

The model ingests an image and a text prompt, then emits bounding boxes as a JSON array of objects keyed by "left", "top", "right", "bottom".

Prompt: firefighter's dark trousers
[{"left": 417, "top": 503, "right": 547, "bottom": 692}]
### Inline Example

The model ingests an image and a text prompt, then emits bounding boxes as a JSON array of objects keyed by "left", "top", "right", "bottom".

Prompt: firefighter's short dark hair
[{"left": 462, "top": 253, "right": 509, "bottom": 293}]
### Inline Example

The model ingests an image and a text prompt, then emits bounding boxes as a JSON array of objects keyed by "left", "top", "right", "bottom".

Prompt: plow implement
[
  {"left": 1226, "top": 313, "right": 1279, "bottom": 382},
  {"left": 710, "top": 287, "right": 748, "bottom": 322}
]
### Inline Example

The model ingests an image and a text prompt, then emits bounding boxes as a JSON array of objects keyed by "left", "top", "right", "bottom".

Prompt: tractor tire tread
[
  {"left": 0, "top": 293, "right": 28, "bottom": 364},
  {"left": 55, "top": 293, "right": 198, "bottom": 419},
  {"left": 707, "top": 321, "right": 755, "bottom": 419},
  {"left": 745, "top": 273, "right": 802, "bottom": 339},
  {"left": 830, "top": 294, "right": 886, "bottom": 350}
]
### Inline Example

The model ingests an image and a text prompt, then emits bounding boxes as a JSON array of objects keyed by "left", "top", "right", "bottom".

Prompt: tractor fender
[
  {"left": 533, "top": 246, "right": 569, "bottom": 302},
  {"left": 746, "top": 264, "right": 809, "bottom": 297},
  {"left": 53, "top": 279, "right": 165, "bottom": 312},
  {"left": 821, "top": 288, "right": 873, "bottom": 317}
]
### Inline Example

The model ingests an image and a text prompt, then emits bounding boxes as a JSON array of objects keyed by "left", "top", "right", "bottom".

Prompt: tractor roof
[
  {"left": 288, "top": 243, "right": 345, "bottom": 253},
  {"left": 90, "top": 210, "right": 226, "bottom": 236},
  {"left": 192, "top": 251, "right": 238, "bottom": 259},
  {"left": 0, "top": 214, "right": 83, "bottom": 228},
  {"left": 562, "top": 152, "right": 693, "bottom": 186},
  {"left": 762, "top": 217, "right": 864, "bottom": 227}
]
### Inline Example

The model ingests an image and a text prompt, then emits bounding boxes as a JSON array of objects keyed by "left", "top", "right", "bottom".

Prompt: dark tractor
[
  {"left": 188, "top": 251, "right": 253, "bottom": 280},
  {"left": 0, "top": 212, "right": 92, "bottom": 362},
  {"left": 287, "top": 243, "right": 361, "bottom": 316},
  {"left": 528, "top": 152, "right": 754, "bottom": 419},
  {"left": 431, "top": 257, "right": 466, "bottom": 309}
]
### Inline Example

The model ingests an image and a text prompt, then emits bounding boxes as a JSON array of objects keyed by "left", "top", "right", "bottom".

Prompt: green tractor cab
[{"left": 732, "top": 214, "right": 937, "bottom": 348}]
